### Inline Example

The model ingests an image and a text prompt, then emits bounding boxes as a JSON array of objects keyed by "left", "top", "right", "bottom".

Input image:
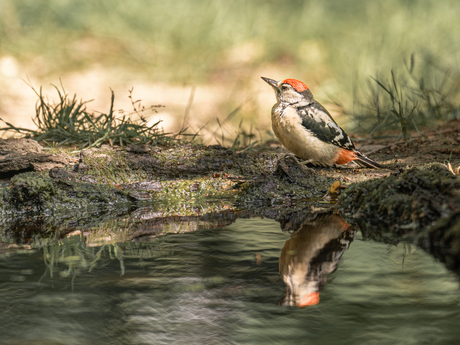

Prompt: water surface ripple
[{"left": 0, "top": 217, "right": 459, "bottom": 345}]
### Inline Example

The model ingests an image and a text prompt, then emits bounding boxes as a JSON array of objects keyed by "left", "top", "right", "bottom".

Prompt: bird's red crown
[{"left": 283, "top": 79, "right": 308, "bottom": 92}]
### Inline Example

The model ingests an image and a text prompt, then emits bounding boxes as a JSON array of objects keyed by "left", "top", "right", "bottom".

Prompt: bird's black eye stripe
[{"left": 281, "top": 85, "right": 289, "bottom": 90}]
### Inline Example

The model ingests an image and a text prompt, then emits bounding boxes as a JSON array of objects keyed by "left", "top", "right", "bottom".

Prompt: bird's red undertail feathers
[{"left": 335, "top": 149, "right": 357, "bottom": 165}]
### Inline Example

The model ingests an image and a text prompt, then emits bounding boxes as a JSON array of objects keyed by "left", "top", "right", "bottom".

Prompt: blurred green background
[{"left": 1, "top": 0, "right": 459, "bottom": 143}]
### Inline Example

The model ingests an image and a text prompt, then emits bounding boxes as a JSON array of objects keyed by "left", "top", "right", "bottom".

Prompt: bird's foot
[
  {"left": 278, "top": 153, "right": 315, "bottom": 175},
  {"left": 299, "top": 159, "right": 314, "bottom": 166}
]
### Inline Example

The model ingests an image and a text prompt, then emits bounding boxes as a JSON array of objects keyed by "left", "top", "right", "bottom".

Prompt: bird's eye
[{"left": 281, "top": 85, "right": 289, "bottom": 91}]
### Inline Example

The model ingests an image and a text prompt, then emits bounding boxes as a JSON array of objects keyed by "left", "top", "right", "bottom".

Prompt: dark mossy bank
[{"left": 337, "top": 164, "right": 460, "bottom": 274}]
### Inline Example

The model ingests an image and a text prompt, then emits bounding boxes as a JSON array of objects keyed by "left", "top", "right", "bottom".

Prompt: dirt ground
[{"left": 356, "top": 119, "right": 460, "bottom": 169}]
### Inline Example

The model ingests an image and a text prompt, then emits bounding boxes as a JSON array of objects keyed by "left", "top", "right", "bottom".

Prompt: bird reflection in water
[{"left": 279, "top": 212, "right": 355, "bottom": 307}]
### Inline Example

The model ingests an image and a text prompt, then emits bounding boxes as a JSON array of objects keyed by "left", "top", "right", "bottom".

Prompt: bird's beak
[{"left": 261, "top": 77, "right": 281, "bottom": 89}]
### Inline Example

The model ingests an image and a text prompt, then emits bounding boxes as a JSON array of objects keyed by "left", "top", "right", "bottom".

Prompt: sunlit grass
[
  {"left": 0, "top": 81, "right": 266, "bottom": 150},
  {"left": 1, "top": 0, "right": 460, "bottom": 137},
  {"left": 351, "top": 56, "right": 460, "bottom": 140},
  {"left": 0, "top": 83, "right": 182, "bottom": 148},
  {"left": 3, "top": 0, "right": 460, "bottom": 81}
]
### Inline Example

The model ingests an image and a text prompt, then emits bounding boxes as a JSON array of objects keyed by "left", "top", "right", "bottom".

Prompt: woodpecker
[
  {"left": 262, "top": 77, "right": 383, "bottom": 169},
  {"left": 279, "top": 213, "right": 354, "bottom": 307}
]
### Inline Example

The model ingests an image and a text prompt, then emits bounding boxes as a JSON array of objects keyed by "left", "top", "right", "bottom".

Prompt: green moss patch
[{"left": 337, "top": 164, "right": 460, "bottom": 242}]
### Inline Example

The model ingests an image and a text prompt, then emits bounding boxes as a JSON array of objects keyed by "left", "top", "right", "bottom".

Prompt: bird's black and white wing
[{"left": 297, "top": 102, "right": 356, "bottom": 151}]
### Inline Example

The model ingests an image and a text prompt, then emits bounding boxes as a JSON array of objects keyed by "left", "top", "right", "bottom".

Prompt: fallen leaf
[{"left": 328, "top": 181, "right": 341, "bottom": 194}]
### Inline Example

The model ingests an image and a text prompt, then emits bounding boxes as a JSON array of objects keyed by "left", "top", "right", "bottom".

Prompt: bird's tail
[{"left": 355, "top": 152, "right": 384, "bottom": 169}]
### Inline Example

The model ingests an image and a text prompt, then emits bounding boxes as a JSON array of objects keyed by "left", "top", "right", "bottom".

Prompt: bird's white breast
[{"left": 271, "top": 104, "right": 339, "bottom": 166}]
